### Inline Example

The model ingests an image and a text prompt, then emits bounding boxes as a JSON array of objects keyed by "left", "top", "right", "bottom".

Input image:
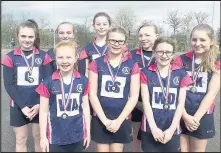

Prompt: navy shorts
[
  {"left": 131, "top": 108, "right": 142, "bottom": 122},
  {"left": 49, "top": 141, "right": 84, "bottom": 152},
  {"left": 141, "top": 131, "right": 180, "bottom": 152},
  {"left": 180, "top": 113, "right": 215, "bottom": 139},
  {"left": 10, "top": 106, "right": 39, "bottom": 127},
  {"left": 91, "top": 116, "right": 133, "bottom": 144}
]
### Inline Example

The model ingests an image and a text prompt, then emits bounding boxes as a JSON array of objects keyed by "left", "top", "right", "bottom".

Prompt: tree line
[{"left": 1, "top": 8, "right": 220, "bottom": 51}]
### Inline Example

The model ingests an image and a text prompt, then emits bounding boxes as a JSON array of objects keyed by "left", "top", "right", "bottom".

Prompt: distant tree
[
  {"left": 114, "top": 7, "right": 137, "bottom": 49},
  {"left": 217, "top": 28, "right": 220, "bottom": 50},
  {"left": 194, "top": 11, "right": 209, "bottom": 25},
  {"left": 74, "top": 17, "right": 93, "bottom": 47},
  {"left": 165, "top": 10, "right": 183, "bottom": 36},
  {"left": 140, "top": 20, "right": 164, "bottom": 35},
  {"left": 181, "top": 12, "right": 195, "bottom": 50},
  {"left": 39, "top": 29, "right": 53, "bottom": 48},
  {"left": 20, "top": 12, "right": 31, "bottom": 22},
  {"left": 157, "top": 25, "right": 164, "bottom": 35},
  {"left": 141, "top": 19, "right": 154, "bottom": 25},
  {"left": 39, "top": 17, "right": 50, "bottom": 29},
  {"left": 1, "top": 13, "right": 19, "bottom": 48},
  {"left": 170, "top": 34, "right": 186, "bottom": 52},
  {"left": 114, "top": 7, "right": 137, "bottom": 35}
]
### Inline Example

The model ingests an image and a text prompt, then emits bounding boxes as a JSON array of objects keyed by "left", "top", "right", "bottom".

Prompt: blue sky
[{"left": 2, "top": 1, "right": 220, "bottom": 35}]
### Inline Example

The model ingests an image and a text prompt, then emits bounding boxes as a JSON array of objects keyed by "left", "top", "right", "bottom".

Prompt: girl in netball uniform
[
  {"left": 36, "top": 42, "right": 91, "bottom": 152},
  {"left": 130, "top": 23, "right": 158, "bottom": 152},
  {"left": 47, "top": 22, "right": 77, "bottom": 72},
  {"left": 174, "top": 24, "right": 220, "bottom": 152},
  {"left": 78, "top": 12, "right": 111, "bottom": 77},
  {"left": 88, "top": 27, "right": 140, "bottom": 152},
  {"left": 2, "top": 20, "right": 52, "bottom": 152},
  {"left": 140, "top": 37, "right": 193, "bottom": 152}
]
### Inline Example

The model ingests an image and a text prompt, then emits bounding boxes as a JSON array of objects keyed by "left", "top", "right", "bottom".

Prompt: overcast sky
[{"left": 2, "top": 1, "right": 220, "bottom": 35}]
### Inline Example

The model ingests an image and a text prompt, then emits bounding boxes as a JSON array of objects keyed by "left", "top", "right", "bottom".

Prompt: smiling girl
[
  {"left": 88, "top": 27, "right": 140, "bottom": 152},
  {"left": 140, "top": 37, "right": 193, "bottom": 152},
  {"left": 2, "top": 20, "right": 52, "bottom": 152},
  {"left": 36, "top": 42, "right": 91, "bottom": 152},
  {"left": 78, "top": 12, "right": 111, "bottom": 76},
  {"left": 174, "top": 24, "right": 220, "bottom": 152}
]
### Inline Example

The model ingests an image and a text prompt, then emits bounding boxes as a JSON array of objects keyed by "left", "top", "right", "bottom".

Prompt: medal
[
  {"left": 27, "top": 77, "right": 34, "bottom": 83},
  {"left": 163, "top": 103, "right": 170, "bottom": 110},
  {"left": 59, "top": 71, "right": 75, "bottom": 119},
  {"left": 191, "top": 54, "right": 201, "bottom": 93},
  {"left": 140, "top": 48, "right": 154, "bottom": 68},
  {"left": 62, "top": 113, "right": 68, "bottom": 119},
  {"left": 111, "top": 85, "right": 116, "bottom": 91},
  {"left": 107, "top": 55, "right": 123, "bottom": 92},
  {"left": 190, "top": 86, "right": 197, "bottom": 93},
  {"left": 156, "top": 65, "right": 172, "bottom": 110},
  {"left": 21, "top": 48, "right": 35, "bottom": 83}
]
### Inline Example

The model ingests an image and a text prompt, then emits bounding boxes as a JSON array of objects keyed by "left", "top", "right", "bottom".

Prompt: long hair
[
  {"left": 191, "top": 24, "right": 219, "bottom": 73},
  {"left": 27, "top": 19, "right": 40, "bottom": 49}
]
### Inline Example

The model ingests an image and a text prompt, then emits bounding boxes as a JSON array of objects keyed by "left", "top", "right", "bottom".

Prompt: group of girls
[{"left": 2, "top": 11, "right": 220, "bottom": 152}]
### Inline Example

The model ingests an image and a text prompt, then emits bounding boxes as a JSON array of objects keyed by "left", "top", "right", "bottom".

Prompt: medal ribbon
[
  {"left": 192, "top": 54, "right": 201, "bottom": 86},
  {"left": 156, "top": 65, "right": 172, "bottom": 102},
  {"left": 20, "top": 48, "right": 35, "bottom": 74},
  {"left": 106, "top": 56, "right": 124, "bottom": 83},
  {"left": 59, "top": 72, "right": 75, "bottom": 111},
  {"left": 92, "top": 42, "right": 108, "bottom": 57},
  {"left": 140, "top": 48, "right": 154, "bottom": 68}
]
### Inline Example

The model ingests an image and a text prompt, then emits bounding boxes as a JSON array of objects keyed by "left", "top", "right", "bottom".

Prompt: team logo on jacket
[
  {"left": 173, "top": 76, "right": 180, "bottom": 85},
  {"left": 51, "top": 86, "right": 60, "bottom": 93},
  {"left": 183, "top": 63, "right": 189, "bottom": 69},
  {"left": 122, "top": 67, "right": 130, "bottom": 74},
  {"left": 35, "top": 58, "right": 42, "bottom": 65},
  {"left": 76, "top": 84, "right": 83, "bottom": 92},
  {"left": 150, "top": 79, "right": 156, "bottom": 85}
]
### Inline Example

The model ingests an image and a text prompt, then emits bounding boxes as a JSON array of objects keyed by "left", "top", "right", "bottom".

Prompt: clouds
[{"left": 2, "top": 1, "right": 220, "bottom": 32}]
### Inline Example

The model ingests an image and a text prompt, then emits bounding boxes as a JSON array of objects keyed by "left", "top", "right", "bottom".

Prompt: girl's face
[
  {"left": 154, "top": 42, "right": 174, "bottom": 67},
  {"left": 58, "top": 24, "right": 75, "bottom": 43},
  {"left": 191, "top": 30, "right": 213, "bottom": 55},
  {"left": 138, "top": 26, "right": 158, "bottom": 50},
  {"left": 107, "top": 32, "right": 126, "bottom": 56},
  {"left": 56, "top": 46, "right": 77, "bottom": 73},
  {"left": 93, "top": 16, "right": 110, "bottom": 37},
  {"left": 17, "top": 27, "right": 36, "bottom": 50}
]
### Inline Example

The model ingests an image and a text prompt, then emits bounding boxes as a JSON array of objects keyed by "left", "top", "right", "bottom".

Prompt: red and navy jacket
[
  {"left": 2, "top": 47, "right": 52, "bottom": 109},
  {"left": 36, "top": 69, "right": 89, "bottom": 145},
  {"left": 174, "top": 51, "right": 221, "bottom": 115},
  {"left": 130, "top": 48, "right": 155, "bottom": 69},
  {"left": 88, "top": 52, "right": 140, "bottom": 120},
  {"left": 130, "top": 48, "right": 156, "bottom": 102},
  {"left": 140, "top": 62, "right": 193, "bottom": 135},
  {"left": 78, "top": 40, "right": 108, "bottom": 63}
]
